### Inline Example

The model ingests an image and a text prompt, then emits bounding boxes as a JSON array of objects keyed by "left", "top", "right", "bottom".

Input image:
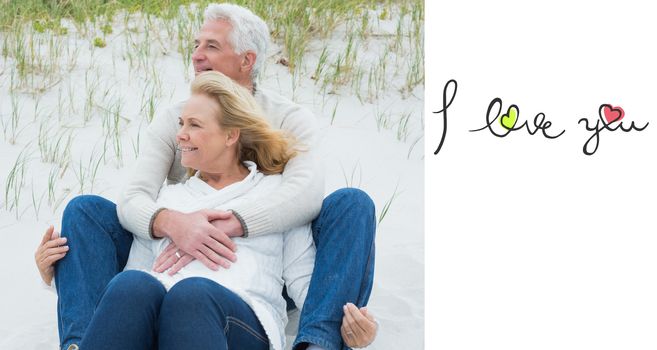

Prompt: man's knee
[
  {"left": 61, "top": 195, "right": 119, "bottom": 240},
  {"left": 63, "top": 195, "right": 113, "bottom": 221},
  {"left": 314, "top": 188, "right": 376, "bottom": 246},
  {"left": 323, "top": 188, "right": 375, "bottom": 215}
]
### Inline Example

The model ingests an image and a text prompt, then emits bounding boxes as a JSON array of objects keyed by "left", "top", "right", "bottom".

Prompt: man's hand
[
  {"left": 341, "top": 303, "right": 378, "bottom": 348},
  {"left": 210, "top": 210, "right": 244, "bottom": 238},
  {"left": 152, "top": 209, "right": 238, "bottom": 271}
]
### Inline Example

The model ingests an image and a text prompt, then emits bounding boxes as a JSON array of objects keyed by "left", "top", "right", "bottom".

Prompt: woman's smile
[{"left": 178, "top": 146, "right": 198, "bottom": 152}]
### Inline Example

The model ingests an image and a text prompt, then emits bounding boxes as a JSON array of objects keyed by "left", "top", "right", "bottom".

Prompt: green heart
[{"left": 500, "top": 105, "right": 519, "bottom": 130}]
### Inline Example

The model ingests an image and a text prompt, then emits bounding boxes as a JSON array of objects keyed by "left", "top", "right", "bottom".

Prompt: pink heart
[{"left": 603, "top": 105, "right": 624, "bottom": 124}]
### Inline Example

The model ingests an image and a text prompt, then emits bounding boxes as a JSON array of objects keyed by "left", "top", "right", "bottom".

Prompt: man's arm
[
  {"left": 229, "top": 95, "right": 325, "bottom": 237},
  {"left": 116, "top": 103, "right": 183, "bottom": 239}
]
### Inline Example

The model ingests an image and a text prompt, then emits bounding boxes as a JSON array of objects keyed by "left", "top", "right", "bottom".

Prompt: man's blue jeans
[
  {"left": 80, "top": 271, "right": 269, "bottom": 349},
  {"left": 55, "top": 188, "right": 375, "bottom": 350}
]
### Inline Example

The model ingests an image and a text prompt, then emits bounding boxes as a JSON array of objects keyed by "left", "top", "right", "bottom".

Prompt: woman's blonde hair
[{"left": 188, "top": 71, "right": 296, "bottom": 175}]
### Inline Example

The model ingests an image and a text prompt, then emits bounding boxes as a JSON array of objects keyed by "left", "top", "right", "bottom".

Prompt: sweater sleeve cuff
[
  {"left": 229, "top": 202, "right": 275, "bottom": 237},
  {"left": 132, "top": 201, "right": 163, "bottom": 240},
  {"left": 149, "top": 207, "right": 168, "bottom": 239},
  {"left": 229, "top": 210, "right": 249, "bottom": 238}
]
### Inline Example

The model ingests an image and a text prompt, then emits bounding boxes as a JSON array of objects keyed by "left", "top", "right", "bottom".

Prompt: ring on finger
[{"left": 175, "top": 251, "right": 181, "bottom": 259}]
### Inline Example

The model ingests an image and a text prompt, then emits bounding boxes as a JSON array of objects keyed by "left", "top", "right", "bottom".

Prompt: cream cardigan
[{"left": 124, "top": 162, "right": 315, "bottom": 350}]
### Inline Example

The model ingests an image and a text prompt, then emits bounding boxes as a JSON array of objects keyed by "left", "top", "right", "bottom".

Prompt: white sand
[{"left": 0, "top": 6, "right": 423, "bottom": 350}]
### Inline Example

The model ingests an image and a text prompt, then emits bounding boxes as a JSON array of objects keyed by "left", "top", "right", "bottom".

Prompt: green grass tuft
[{"left": 93, "top": 37, "right": 106, "bottom": 48}]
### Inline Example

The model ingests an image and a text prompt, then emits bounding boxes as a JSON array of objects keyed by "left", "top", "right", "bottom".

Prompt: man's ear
[
  {"left": 226, "top": 128, "right": 240, "bottom": 147},
  {"left": 240, "top": 51, "right": 256, "bottom": 73}
]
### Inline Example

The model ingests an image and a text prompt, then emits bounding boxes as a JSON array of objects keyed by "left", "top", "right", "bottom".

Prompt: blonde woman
[
  {"left": 93, "top": 71, "right": 305, "bottom": 350},
  {"left": 37, "top": 71, "right": 376, "bottom": 350}
]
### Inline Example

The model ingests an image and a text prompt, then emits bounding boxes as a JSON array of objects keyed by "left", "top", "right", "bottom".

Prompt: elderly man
[{"left": 54, "top": 3, "right": 376, "bottom": 350}]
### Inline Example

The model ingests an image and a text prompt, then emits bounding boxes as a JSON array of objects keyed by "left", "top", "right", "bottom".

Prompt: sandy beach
[{"left": 0, "top": 3, "right": 424, "bottom": 349}]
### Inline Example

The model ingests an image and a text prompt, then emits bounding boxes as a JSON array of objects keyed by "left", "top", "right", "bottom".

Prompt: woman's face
[{"left": 176, "top": 94, "right": 232, "bottom": 172}]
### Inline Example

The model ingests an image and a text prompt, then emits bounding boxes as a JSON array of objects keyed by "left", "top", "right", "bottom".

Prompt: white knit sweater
[
  {"left": 116, "top": 88, "right": 324, "bottom": 240},
  {"left": 124, "top": 162, "right": 315, "bottom": 350}
]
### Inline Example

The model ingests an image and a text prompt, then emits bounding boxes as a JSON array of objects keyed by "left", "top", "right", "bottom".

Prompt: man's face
[{"left": 192, "top": 20, "right": 245, "bottom": 82}]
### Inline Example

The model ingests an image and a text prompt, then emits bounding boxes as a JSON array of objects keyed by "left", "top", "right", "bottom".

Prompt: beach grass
[
  {"left": 1, "top": 0, "right": 423, "bottom": 216},
  {"left": 1, "top": 0, "right": 421, "bottom": 73}
]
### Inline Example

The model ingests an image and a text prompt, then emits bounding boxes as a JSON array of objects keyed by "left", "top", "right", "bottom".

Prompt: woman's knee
[
  {"left": 102, "top": 270, "right": 166, "bottom": 306},
  {"left": 163, "top": 277, "right": 222, "bottom": 309}
]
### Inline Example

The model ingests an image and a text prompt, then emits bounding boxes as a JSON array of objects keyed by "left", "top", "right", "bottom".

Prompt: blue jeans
[
  {"left": 55, "top": 188, "right": 376, "bottom": 350},
  {"left": 80, "top": 271, "right": 269, "bottom": 350}
]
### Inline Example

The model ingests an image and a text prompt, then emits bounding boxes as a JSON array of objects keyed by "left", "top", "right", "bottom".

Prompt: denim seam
[
  {"left": 57, "top": 305, "right": 64, "bottom": 348},
  {"left": 357, "top": 221, "right": 376, "bottom": 304},
  {"left": 226, "top": 316, "right": 269, "bottom": 345},
  {"left": 78, "top": 201, "right": 122, "bottom": 263}
]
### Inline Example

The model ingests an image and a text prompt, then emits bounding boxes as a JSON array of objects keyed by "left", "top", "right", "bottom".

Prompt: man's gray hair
[{"left": 204, "top": 3, "right": 270, "bottom": 80}]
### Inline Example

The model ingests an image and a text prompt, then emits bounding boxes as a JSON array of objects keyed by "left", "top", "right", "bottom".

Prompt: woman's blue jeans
[
  {"left": 55, "top": 188, "right": 376, "bottom": 350},
  {"left": 79, "top": 271, "right": 269, "bottom": 350}
]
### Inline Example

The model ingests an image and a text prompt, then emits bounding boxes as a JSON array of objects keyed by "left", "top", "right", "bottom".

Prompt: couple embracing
[{"left": 35, "top": 3, "right": 377, "bottom": 350}]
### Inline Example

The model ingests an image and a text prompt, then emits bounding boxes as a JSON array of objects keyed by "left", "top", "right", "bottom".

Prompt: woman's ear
[{"left": 226, "top": 128, "right": 240, "bottom": 147}]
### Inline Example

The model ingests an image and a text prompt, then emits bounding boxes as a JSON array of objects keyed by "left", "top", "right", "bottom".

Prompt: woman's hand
[
  {"left": 153, "top": 242, "right": 195, "bottom": 275},
  {"left": 34, "top": 225, "right": 69, "bottom": 286},
  {"left": 341, "top": 303, "right": 378, "bottom": 348}
]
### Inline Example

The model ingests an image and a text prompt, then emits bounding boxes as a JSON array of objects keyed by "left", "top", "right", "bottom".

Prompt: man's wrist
[
  {"left": 150, "top": 208, "right": 169, "bottom": 239},
  {"left": 229, "top": 210, "right": 248, "bottom": 238}
]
